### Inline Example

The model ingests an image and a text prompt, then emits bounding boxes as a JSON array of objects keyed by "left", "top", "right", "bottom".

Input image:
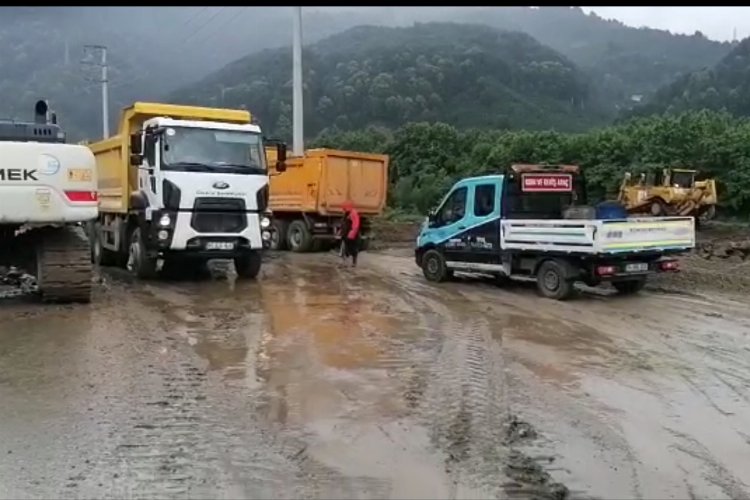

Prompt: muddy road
[{"left": 1, "top": 251, "right": 749, "bottom": 499}]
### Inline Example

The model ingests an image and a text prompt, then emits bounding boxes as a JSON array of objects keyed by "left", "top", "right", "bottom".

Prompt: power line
[
  {"left": 195, "top": 7, "right": 248, "bottom": 47},
  {"left": 182, "top": 7, "right": 226, "bottom": 46}
]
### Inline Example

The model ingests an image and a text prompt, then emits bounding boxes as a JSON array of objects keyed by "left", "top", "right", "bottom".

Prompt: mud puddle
[
  {"left": 366, "top": 251, "right": 750, "bottom": 499},
  {"left": 4, "top": 249, "right": 749, "bottom": 499}
]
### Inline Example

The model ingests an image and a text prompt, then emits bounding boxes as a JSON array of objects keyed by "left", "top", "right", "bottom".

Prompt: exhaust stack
[{"left": 34, "top": 100, "right": 49, "bottom": 124}]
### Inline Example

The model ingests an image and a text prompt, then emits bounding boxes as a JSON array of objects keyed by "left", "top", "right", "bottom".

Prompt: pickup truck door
[
  {"left": 428, "top": 185, "right": 470, "bottom": 262},
  {"left": 462, "top": 179, "right": 502, "bottom": 264}
]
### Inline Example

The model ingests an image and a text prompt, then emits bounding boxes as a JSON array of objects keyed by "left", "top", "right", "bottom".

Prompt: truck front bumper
[{"left": 152, "top": 209, "right": 270, "bottom": 252}]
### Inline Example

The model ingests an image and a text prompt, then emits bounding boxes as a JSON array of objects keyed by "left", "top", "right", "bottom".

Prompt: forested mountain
[
  {"left": 0, "top": 7, "right": 734, "bottom": 140},
  {"left": 435, "top": 7, "right": 731, "bottom": 109},
  {"left": 628, "top": 37, "right": 750, "bottom": 118},
  {"left": 170, "top": 23, "right": 610, "bottom": 138}
]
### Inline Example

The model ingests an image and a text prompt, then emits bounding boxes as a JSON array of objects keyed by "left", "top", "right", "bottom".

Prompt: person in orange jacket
[{"left": 339, "top": 200, "right": 361, "bottom": 267}]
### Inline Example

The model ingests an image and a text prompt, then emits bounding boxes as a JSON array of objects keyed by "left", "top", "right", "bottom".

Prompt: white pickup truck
[{"left": 415, "top": 165, "right": 695, "bottom": 300}]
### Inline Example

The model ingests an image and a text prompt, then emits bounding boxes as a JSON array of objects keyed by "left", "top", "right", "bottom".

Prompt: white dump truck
[
  {"left": 86, "top": 102, "right": 287, "bottom": 279},
  {"left": 0, "top": 100, "right": 98, "bottom": 303}
]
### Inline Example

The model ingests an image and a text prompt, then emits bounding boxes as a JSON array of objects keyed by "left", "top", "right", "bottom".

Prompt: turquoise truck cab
[{"left": 415, "top": 165, "right": 692, "bottom": 300}]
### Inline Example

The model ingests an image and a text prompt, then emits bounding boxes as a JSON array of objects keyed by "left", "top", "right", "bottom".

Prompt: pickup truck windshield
[{"left": 161, "top": 127, "right": 265, "bottom": 175}]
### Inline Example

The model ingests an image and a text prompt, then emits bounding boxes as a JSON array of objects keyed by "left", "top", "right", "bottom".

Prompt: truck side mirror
[
  {"left": 130, "top": 133, "right": 142, "bottom": 155},
  {"left": 275, "top": 142, "right": 287, "bottom": 173}
]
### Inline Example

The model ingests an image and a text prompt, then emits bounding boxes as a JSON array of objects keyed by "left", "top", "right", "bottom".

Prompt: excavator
[
  {"left": 617, "top": 168, "right": 718, "bottom": 224},
  {"left": 0, "top": 100, "right": 98, "bottom": 303}
]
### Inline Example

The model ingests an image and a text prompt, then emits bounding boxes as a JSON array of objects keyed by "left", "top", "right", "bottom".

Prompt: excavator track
[{"left": 35, "top": 225, "right": 93, "bottom": 304}]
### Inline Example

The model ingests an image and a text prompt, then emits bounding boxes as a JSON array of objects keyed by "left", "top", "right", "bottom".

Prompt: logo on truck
[
  {"left": 213, "top": 181, "right": 230, "bottom": 190},
  {"left": 38, "top": 154, "right": 61, "bottom": 176}
]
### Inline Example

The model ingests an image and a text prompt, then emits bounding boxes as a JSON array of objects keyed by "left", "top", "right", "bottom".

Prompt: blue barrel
[{"left": 596, "top": 201, "right": 629, "bottom": 220}]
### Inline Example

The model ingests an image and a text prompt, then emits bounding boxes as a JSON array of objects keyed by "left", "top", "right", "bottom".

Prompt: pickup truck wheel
[
  {"left": 422, "top": 249, "right": 448, "bottom": 282},
  {"left": 126, "top": 227, "right": 157, "bottom": 279},
  {"left": 270, "top": 220, "right": 288, "bottom": 251},
  {"left": 235, "top": 251, "right": 262, "bottom": 279},
  {"left": 612, "top": 278, "right": 647, "bottom": 295},
  {"left": 287, "top": 220, "right": 313, "bottom": 253},
  {"left": 536, "top": 260, "right": 573, "bottom": 300}
]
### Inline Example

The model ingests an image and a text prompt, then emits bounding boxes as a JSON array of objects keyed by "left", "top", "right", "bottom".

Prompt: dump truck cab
[{"left": 129, "top": 117, "right": 273, "bottom": 251}]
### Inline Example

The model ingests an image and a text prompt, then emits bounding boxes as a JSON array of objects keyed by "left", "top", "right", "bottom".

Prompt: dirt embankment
[{"left": 652, "top": 222, "right": 750, "bottom": 294}]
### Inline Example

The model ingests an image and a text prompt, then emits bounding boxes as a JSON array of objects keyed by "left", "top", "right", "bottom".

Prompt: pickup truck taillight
[
  {"left": 596, "top": 265, "right": 616, "bottom": 276},
  {"left": 65, "top": 190, "right": 98, "bottom": 203},
  {"left": 660, "top": 260, "right": 680, "bottom": 272}
]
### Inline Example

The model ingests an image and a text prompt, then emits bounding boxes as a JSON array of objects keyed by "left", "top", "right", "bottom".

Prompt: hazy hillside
[
  {"left": 628, "top": 38, "right": 750, "bottom": 117},
  {"left": 0, "top": 7, "right": 734, "bottom": 140},
  {"left": 440, "top": 7, "right": 731, "bottom": 109},
  {"left": 170, "top": 23, "right": 611, "bottom": 138}
]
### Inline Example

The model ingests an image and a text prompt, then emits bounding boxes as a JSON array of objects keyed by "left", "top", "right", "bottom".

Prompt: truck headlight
[
  {"left": 158, "top": 230, "right": 169, "bottom": 241},
  {"left": 159, "top": 214, "right": 172, "bottom": 227},
  {"left": 262, "top": 230, "right": 271, "bottom": 241},
  {"left": 260, "top": 216, "right": 271, "bottom": 229}
]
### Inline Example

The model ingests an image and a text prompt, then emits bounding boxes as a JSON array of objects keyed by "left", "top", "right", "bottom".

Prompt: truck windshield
[{"left": 161, "top": 127, "right": 265, "bottom": 175}]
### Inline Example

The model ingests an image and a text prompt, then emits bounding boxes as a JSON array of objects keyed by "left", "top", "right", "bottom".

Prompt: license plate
[
  {"left": 625, "top": 262, "right": 649, "bottom": 273},
  {"left": 67, "top": 168, "right": 92, "bottom": 182},
  {"left": 206, "top": 241, "right": 234, "bottom": 251}
]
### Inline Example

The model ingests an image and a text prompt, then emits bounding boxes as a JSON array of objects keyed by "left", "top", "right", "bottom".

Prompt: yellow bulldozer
[{"left": 618, "top": 168, "right": 718, "bottom": 223}]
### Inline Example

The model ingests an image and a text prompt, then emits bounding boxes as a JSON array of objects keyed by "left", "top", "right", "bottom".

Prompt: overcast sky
[{"left": 582, "top": 7, "right": 748, "bottom": 42}]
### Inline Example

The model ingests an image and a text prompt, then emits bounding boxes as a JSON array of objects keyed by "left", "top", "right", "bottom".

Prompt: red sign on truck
[{"left": 521, "top": 173, "right": 572, "bottom": 192}]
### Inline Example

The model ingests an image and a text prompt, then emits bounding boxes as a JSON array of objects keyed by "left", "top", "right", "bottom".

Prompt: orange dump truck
[{"left": 265, "top": 148, "right": 389, "bottom": 252}]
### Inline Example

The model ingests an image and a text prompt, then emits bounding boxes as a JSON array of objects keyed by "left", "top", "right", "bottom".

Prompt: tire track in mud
[{"left": 374, "top": 268, "right": 570, "bottom": 499}]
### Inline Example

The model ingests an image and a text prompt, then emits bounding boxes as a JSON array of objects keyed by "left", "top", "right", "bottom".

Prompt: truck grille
[{"left": 191, "top": 198, "right": 247, "bottom": 234}]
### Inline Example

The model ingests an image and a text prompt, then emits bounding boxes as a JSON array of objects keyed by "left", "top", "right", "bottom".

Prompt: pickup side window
[
  {"left": 434, "top": 186, "right": 467, "bottom": 227},
  {"left": 474, "top": 183, "right": 496, "bottom": 217}
]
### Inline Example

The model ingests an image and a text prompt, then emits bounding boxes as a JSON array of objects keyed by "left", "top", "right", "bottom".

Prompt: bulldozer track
[{"left": 36, "top": 225, "right": 92, "bottom": 304}]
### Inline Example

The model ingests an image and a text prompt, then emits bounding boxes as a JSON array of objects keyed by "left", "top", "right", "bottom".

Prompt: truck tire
[
  {"left": 612, "top": 278, "right": 647, "bottom": 295},
  {"left": 126, "top": 227, "right": 157, "bottom": 279},
  {"left": 91, "top": 221, "right": 117, "bottom": 267},
  {"left": 536, "top": 259, "right": 574, "bottom": 300},
  {"left": 421, "top": 249, "right": 449, "bottom": 282},
  {"left": 286, "top": 219, "right": 313, "bottom": 253},
  {"left": 235, "top": 251, "right": 262, "bottom": 279},
  {"left": 270, "top": 219, "right": 288, "bottom": 251}
]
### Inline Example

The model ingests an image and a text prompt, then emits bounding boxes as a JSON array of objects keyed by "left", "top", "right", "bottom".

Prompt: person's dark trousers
[{"left": 344, "top": 237, "right": 359, "bottom": 266}]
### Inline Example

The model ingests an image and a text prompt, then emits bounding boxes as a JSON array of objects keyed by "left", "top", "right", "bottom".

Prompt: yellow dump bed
[
  {"left": 87, "top": 102, "right": 251, "bottom": 214},
  {"left": 266, "top": 148, "right": 389, "bottom": 216}
]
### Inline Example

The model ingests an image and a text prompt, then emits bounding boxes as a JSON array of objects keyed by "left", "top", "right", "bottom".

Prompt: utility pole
[
  {"left": 82, "top": 44, "right": 109, "bottom": 138},
  {"left": 292, "top": 6, "right": 304, "bottom": 156}
]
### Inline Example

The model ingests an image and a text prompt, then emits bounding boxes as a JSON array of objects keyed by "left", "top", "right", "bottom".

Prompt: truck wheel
[
  {"left": 126, "top": 227, "right": 157, "bottom": 279},
  {"left": 612, "top": 278, "right": 647, "bottom": 295},
  {"left": 235, "top": 251, "right": 262, "bottom": 279},
  {"left": 270, "top": 220, "right": 288, "bottom": 251},
  {"left": 286, "top": 219, "right": 313, "bottom": 253},
  {"left": 421, "top": 249, "right": 448, "bottom": 282},
  {"left": 91, "top": 222, "right": 117, "bottom": 267},
  {"left": 536, "top": 260, "right": 574, "bottom": 300},
  {"left": 650, "top": 201, "right": 664, "bottom": 216}
]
